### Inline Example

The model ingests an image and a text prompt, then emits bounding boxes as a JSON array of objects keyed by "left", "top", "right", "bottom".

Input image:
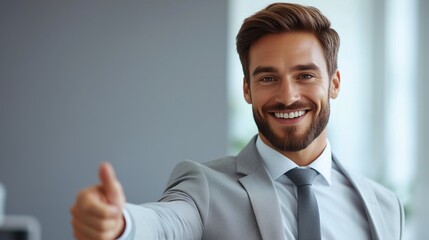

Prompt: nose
[{"left": 275, "top": 80, "right": 300, "bottom": 105}]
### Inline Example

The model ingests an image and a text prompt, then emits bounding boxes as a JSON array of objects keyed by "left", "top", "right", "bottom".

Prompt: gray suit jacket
[{"left": 124, "top": 137, "right": 404, "bottom": 239}]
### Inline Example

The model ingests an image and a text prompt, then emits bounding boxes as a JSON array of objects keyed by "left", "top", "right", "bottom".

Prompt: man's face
[{"left": 243, "top": 32, "right": 340, "bottom": 153}]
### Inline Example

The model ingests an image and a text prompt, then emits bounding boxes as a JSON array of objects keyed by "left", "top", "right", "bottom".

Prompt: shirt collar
[{"left": 256, "top": 136, "right": 333, "bottom": 185}]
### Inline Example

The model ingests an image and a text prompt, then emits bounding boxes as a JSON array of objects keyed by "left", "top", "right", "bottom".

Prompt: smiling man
[
  {"left": 244, "top": 32, "right": 338, "bottom": 165},
  {"left": 71, "top": 3, "right": 404, "bottom": 240}
]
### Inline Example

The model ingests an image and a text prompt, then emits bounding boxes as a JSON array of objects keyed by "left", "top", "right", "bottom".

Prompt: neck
[{"left": 260, "top": 129, "right": 328, "bottom": 166}]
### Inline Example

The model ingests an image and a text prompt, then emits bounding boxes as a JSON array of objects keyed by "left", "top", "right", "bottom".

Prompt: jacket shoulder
[{"left": 364, "top": 177, "right": 404, "bottom": 217}]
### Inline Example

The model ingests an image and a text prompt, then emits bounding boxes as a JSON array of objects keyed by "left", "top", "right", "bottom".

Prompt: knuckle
[
  {"left": 70, "top": 204, "right": 80, "bottom": 217},
  {"left": 72, "top": 230, "right": 79, "bottom": 239},
  {"left": 99, "top": 231, "right": 115, "bottom": 240},
  {"left": 69, "top": 205, "right": 76, "bottom": 215},
  {"left": 98, "top": 217, "right": 117, "bottom": 231},
  {"left": 78, "top": 194, "right": 96, "bottom": 213},
  {"left": 70, "top": 218, "right": 77, "bottom": 228},
  {"left": 71, "top": 225, "right": 84, "bottom": 240},
  {"left": 92, "top": 220, "right": 104, "bottom": 231},
  {"left": 76, "top": 189, "right": 87, "bottom": 202},
  {"left": 93, "top": 225, "right": 117, "bottom": 240},
  {"left": 92, "top": 232, "right": 105, "bottom": 240},
  {"left": 79, "top": 199, "right": 91, "bottom": 212},
  {"left": 97, "top": 220, "right": 109, "bottom": 231}
]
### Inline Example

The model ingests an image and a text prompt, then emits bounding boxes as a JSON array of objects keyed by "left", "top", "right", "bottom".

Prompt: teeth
[{"left": 274, "top": 111, "right": 305, "bottom": 119}]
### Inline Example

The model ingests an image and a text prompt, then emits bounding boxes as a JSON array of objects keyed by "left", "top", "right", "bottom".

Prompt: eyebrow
[
  {"left": 290, "top": 63, "right": 320, "bottom": 72},
  {"left": 252, "top": 63, "right": 321, "bottom": 77},
  {"left": 252, "top": 66, "right": 278, "bottom": 77}
]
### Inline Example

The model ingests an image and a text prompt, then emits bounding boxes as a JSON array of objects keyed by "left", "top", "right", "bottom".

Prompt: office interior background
[{"left": 0, "top": 0, "right": 427, "bottom": 239}]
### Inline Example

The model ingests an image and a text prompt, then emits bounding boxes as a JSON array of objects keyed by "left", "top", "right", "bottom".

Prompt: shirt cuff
[{"left": 116, "top": 207, "right": 132, "bottom": 240}]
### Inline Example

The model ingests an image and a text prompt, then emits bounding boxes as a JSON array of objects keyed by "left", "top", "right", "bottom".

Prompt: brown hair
[{"left": 236, "top": 3, "right": 340, "bottom": 83}]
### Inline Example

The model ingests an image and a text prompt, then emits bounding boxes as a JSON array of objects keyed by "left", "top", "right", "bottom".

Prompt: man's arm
[
  {"left": 70, "top": 161, "right": 204, "bottom": 240},
  {"left": 120, "top": 161, "right": 207, "bottom": 240}
]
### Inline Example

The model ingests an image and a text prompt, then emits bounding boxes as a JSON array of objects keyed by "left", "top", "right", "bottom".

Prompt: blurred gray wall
[{"left": 0, "top": 1, "right": 228, "bottom": 239}]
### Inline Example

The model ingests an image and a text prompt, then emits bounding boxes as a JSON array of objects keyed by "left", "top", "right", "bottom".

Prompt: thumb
[{"left": 99, "top": 162, "right": 125, "bottom": 209}]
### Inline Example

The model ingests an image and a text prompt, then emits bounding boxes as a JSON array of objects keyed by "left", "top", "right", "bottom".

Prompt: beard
[{"left": 253, "top": 99, "right": 330, "bottom": 152}]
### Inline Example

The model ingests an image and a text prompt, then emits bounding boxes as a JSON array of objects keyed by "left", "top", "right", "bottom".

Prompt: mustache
[{"left": 263, "top": 101, "right": 315, "bottom": 112}]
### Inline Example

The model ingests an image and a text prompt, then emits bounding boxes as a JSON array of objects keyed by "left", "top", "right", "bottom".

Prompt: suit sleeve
[{"left": 121, "top": 160, "right": 208, "bottom": 240}]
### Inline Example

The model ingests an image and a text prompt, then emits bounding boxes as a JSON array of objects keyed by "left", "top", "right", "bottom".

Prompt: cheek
[
  {"left": 304, "top": 86, "right": 329, "bottom": 109},
  {"left": 250, "top": 88, "right": 271, "bottom": 105},
  {"left": 305, "top": 83, "right": 329, "bottom": 96},
  {"left": 250, "top": 92, "right": 271, "bottom": 116}
]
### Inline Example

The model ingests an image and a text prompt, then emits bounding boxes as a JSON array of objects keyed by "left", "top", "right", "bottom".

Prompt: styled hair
[{"left": 236, "top": 3, "right": 340, "bottom": 83}]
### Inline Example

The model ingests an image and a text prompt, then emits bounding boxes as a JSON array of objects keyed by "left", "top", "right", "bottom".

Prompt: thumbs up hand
[{"left": 71, "top": 163, "right": 126, "bottom": 240}]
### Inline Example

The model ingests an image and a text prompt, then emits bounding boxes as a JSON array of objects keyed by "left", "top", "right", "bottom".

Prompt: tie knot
[{"left": 286, "top": 168, "right": 318, "bottom": 187}]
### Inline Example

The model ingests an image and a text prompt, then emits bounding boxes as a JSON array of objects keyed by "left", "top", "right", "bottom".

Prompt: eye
[
  {"left": 297, "top": 74, "right": 314, "bottom": 80},
  {"left": 260, "top": 76, "right": 276, "bottom": 82}
]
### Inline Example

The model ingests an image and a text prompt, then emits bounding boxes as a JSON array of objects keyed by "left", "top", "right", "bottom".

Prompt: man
[{"left": 71, "top": 3, "right": 404, "bottom": 240}]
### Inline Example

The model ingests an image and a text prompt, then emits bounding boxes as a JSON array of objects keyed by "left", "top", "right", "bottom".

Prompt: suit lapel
[
  {"left": 237, "top": 137, "right": 286, "bottom": 240},
  {"left": 333, "top": 156, "right": 387, "bottom": 240}
]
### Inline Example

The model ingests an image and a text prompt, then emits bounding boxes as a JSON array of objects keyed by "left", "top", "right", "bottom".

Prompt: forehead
[{"left": 248, "top": 32, "right": 327, "bottom": 74}]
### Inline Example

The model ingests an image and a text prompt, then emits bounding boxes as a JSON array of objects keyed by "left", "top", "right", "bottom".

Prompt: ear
[
  {"left": 329, "top": 70, "right": 341, "bottom": 99},
  {"left": 243, "top": 77, "right": 252, "bottom": 104}
]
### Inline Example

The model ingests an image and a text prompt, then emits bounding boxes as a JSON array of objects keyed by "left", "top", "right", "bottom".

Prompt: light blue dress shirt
[{"left": 256, "top": 136, "right": 371, "bottom": 239}]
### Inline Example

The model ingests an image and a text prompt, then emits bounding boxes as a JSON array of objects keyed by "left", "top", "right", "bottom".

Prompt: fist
[{"left": 71, "top": 163, "right": 126, "bottom": 240}]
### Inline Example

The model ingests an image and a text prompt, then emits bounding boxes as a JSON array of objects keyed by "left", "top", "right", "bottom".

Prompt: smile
[{"left": 274, "top": 111, "right": 305, "bottom": 119}]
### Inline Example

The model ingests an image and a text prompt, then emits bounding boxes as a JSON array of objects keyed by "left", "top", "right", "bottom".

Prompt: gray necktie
[{"left": 286, "top": 168, "right": 321, "bottom": 240}]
